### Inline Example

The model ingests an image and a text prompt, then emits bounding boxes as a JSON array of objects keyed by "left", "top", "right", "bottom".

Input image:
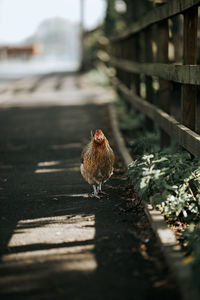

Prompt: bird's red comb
[{"left": 96, "top": 129, "right": 102, "bottom": 136}]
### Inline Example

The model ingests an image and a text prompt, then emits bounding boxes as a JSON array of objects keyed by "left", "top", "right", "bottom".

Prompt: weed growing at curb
[{"left": 128, "top": 151, "right": 200, "bottom": 222}]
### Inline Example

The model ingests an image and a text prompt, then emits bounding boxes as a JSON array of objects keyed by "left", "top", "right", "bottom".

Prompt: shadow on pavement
[{"left": 0, "top": 93, "right": 181, "bottom": 299}]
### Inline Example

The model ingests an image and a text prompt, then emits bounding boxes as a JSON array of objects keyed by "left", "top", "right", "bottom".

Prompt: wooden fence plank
[
  {"left": 110, "top": 76, "right": 200, "bottom": 157},
  {"left": 111, "top": 0, "right": 200, "bottom": 41},
  {"left": 108, "top": 56, "right": 200, "bottom": 85}
]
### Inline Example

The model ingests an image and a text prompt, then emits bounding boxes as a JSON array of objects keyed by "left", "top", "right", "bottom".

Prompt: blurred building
[{"left": 0, "top": 44, "right": 42, "bottom": 60}]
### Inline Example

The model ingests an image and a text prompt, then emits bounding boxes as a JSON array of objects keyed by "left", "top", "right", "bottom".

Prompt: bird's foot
[
  {"left": 88, "top": 193, "right": 100, "bottom": 199},
  {"left": 89, "top": 193, "right": 100, "bottom": 199},
  {"left": 92, "top": 185, "right": 100, "bottom": 199},
  {"left": 93, "top": 193, "right": 101, "bottom": 199}
]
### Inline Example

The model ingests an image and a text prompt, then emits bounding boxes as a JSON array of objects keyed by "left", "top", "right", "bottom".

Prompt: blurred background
[
  {"left": 0, "top": 0, "right": 106, "bottom": 88},
  {"left": 0, "top": 0, "right": 199, "bottom": 89}
]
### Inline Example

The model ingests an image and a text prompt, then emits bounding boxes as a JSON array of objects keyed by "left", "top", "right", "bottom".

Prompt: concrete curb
[{"left": 108, "top": 103, "right": 199, "bottom": 300}]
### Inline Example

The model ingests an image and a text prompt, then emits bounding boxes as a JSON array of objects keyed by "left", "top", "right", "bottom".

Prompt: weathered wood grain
[
  {"left": 109, "top": 56, "right": 200, "bottom": 85},
  {"left": 111, "top": 0, "right": 200, "bottom": 41}
]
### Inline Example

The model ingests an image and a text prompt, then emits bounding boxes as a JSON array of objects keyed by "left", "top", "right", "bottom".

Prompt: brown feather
[{"left": 80, "top": 130, "right": 115, "bottom": 186}]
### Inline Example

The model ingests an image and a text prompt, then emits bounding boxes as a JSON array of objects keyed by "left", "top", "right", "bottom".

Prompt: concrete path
[{"left": 0, "top": 73, "right": 181, "bottom": 299}]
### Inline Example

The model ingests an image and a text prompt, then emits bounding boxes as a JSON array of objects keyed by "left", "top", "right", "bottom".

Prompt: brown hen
[{"left": 80, "top": 129, "right": 115, "bottom": 198}]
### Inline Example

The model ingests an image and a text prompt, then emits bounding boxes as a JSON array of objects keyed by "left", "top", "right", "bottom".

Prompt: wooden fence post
[
  {"left": 157, "top": 19, "right": 171, "bottom": 147},
  {"left": 129, "top": 35, "right": 137, "bottom": 95},
  {"left": 123, "top": 38, "right": 131, "bottom": 89},
  {"left": 145, "top": 26, "right": 154, "bottom": 131},
  {"left": 135, "top": 34, "right": 141, "bottom": 96},
  {"left": 126, "top": 37, "right": 133, "bottom": 90},
  {"left": 123, "top": 38, "right": 132, "bottom": 110},
  {"left": 170, "top": 15, "right": 182, "bottom": 122},
  {"left": 181, "top": 7, "right": 198, "bottom": 131},
  {"left": 116, "top": 41, "right": 122, "bottom": 83}
]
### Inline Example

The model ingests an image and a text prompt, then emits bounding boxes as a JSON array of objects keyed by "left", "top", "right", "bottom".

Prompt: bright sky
[{"left": 0, "top": 0, "right": 106, "bottom": 43}]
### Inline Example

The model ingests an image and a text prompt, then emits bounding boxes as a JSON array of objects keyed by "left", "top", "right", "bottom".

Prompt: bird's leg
[
  {"left": 97, "top": 183, "right": 102, "bottom": 193},
  {"left": 97, "top": 183, "right": 107, "bottom": 195},
  {"left": 92, "top": 185, "right": 100, "bottom": 199}
]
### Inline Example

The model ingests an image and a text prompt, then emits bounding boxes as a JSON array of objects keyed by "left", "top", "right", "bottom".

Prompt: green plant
[{"left": 128, "top": 149, "right": 200, "bottom": 221}]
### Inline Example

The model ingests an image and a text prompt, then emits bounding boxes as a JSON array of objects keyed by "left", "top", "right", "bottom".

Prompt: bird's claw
[
  {"left": 93, "top": 193, "right": 100, "bottom": 199},
  {"left": 88, "top": 193, "right": 100, "bottom": 199}
]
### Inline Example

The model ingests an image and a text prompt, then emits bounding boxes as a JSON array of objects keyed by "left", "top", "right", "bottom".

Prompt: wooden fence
[{"left": 97, "top": 0, "right": 200, "bottom": 157}]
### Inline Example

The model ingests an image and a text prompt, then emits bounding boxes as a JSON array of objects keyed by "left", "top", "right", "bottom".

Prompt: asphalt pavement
[{"left": 0, "top": 73, "right": 182, "bottom": 300}]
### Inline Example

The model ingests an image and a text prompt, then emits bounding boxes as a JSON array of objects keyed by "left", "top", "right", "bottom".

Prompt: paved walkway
[{"left": 0, "top": 73, "right": 181, "bottom": 299}]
